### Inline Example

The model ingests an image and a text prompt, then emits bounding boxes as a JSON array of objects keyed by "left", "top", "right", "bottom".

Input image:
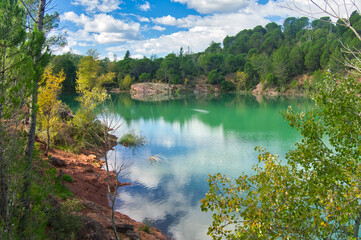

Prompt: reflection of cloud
[
  {"left": 116, "top": 180, "right": 189, "bottom": 221},
  {"left": 168, "top": 204, "right": 212, "bottom": 240},
  {"left": 106, "top": 102, "right": 300, "bottom": 239}
]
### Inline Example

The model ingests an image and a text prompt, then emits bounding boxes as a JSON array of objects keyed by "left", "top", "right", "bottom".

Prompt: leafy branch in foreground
[{"left": 201, "top": 74, "right": 361, "bottom": 239}]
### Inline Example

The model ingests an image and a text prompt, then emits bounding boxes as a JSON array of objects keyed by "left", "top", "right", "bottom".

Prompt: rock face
[
  {"left": 130, "top": 82, "right": 219, "bottom": 101},
  {"left": 131, "top": 83, "right": 187, "bottom": 94}
]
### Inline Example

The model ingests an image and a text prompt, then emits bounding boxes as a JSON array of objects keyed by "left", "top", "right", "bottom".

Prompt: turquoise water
[{"left": 102, "top": 93, "right": 312, "bottom": 240}]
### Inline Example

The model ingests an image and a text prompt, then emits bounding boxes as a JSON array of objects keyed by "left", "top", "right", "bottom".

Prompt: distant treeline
[{"left": 53, "top": 11, "right": 361, "bottom": 94}]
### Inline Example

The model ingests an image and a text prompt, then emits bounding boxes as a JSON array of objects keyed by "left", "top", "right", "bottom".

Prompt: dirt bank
[{"left": 45, "top": 146, "right": 167, "bottom": 240}]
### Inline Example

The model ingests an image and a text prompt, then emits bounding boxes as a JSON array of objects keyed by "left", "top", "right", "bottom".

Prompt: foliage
[
  {"left": 221, "top": 80, "right": 235, "bottom": 91},
  {"left": 119, "top": 130, "right": 147, "bottom": 148},
  {"left": 47, "top": 198, "right": 82, "bottom": 240},
  {"left": 139, "top": 72, "right": 152, "bottom": 82},
  {"left": 76, "top": 50, "right": 115, "bottom": 111},
  {"left": 201, "top": 73, "right": 361, "bottom": 239},
  {"left": 119, "top": 74, "right": 133, "bottom": 90},
  {"left": 37, "top": 67, "right": 65, "bottom": 154},
  {"left": 62, "top": 174, "right": 73, "bottom": 183},
  {"left": 234, "top": 71, "right": 248, "bottom": 91},
  {"left": 207, "top": 70, "right": 224, "bottom": 84}
]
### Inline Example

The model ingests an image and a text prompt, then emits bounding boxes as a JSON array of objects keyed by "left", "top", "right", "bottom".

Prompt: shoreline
[
  {"left": 44, "top": 144, "right": 167, "bottom": 240},
  {"left": 108, "top": 82, "right": 307, "bottom": 99}
]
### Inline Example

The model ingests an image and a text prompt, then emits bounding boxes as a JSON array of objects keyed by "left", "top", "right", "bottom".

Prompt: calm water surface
[{"left": 102, "top": 93, "right": 312, "bottom": 240}]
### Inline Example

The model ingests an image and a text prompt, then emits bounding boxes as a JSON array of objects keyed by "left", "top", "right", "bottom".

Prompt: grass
[
  {"left": 118, "top": 130, "right": 147, "bottom": 148},
  {"left": 140, "top": 219, "right": 152, "bottom": 233}
]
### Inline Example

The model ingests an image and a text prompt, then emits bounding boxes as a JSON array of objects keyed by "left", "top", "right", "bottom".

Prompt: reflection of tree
[{"left": 106, "top": 93, "right": 313, "bottom": 136}]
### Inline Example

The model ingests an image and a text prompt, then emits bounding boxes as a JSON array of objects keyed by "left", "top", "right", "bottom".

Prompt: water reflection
[{"left": 103, "top": 93, "right": 312, "bottom": 240}]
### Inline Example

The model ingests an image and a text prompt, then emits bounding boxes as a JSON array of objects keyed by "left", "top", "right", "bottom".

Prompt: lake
[{"left": 102, "top": 93, "right": 312, "bottom": 240}]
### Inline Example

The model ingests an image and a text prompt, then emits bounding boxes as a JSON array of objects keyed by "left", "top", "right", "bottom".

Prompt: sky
[{"left": 49, "top": 0, "right": 355, "bottom": 60}]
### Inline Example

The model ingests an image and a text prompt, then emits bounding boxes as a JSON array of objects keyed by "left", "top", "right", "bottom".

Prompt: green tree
[
  {"left": 272, "top": 46, "right": 291, "bottom": 86},
  {"left": 119, "top": 74, "right": 133, "bottom": 90},
  {"left": 207, "top": 70, "right": 224, "bottom": 84},
  {"left": 289, "top": 46, "right": 304, "bottom": 76},
  {"left": 201, "top": 73, "right": 361, "bottom": 239},
  {"left": 139, "top": 72, "right": 152, "bottom": 82},
  {"left": 305, "top": 44, "right": 322, "bottom": 71},
  {"left": 76, "top": 50, "right": 115, "bottom": 112},
  {"left": 234, "top": 71, "right": 248, "bottom": 91},
  {"left": 0, "top": 0, "right": 27, "bottom": 230}
]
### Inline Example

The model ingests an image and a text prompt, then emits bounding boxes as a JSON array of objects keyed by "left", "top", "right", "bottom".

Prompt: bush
[
  {"left": 266, "top": 73, "right": 275, "bottom": 86},
  {"left": 119, "top": 74, "right": 133, "bottom": 90},
  {"left": 290, "top": 79, "right": 299, "bottom": 89},
  {"left": 221, "top": 80, "right": 236, "bottom": 91},
  {"left": 139, "top": 73, "right": 152, "bottom": 82},
  {"left": 47, "top": 198, "right": 83, "bottom": 240},
  {"left": 62, "top": 174, "right": 73, "bottom": 183},
  {"left": 207, "top": 70, "right": 225, "bottom": 84},
  {"left": 119, "top": 131, "right": 147, "bottom": 148}
]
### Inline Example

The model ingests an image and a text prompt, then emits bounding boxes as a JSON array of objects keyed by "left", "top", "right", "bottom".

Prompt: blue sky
[{"left": 51, "top": 0, "right": 302, "bottom": 59}]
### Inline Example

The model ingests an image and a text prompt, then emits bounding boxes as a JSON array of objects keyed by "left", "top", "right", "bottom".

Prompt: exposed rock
[
  {"left": 50, "top": 156, "right": 67, "bottom": 167},
  {"left": 126, "top": 229, "right": 141, "bottom": 240},
  {"left": 130, "top": 82, "right": 220, "bottom": 102},
  {"left": 77, "top": 215, "right": 107, "bottom": 240}
]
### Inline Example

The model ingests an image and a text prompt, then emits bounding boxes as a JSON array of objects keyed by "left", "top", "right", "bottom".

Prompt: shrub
[
  {"left": 119, "top": 131, "right": 147, "bottom": 148},
  {"left": 221, "top": 80, "right": 236, "bottom": 91},
  {"left": 119, "top": 74, "right": 133, "bottom": 90},
  {"left": 139, "top": 73, "right": 152, "bottom": 82},
  {"left": 47, "top": 198, "right": 83, "bottom": 240},
  {"left": 207, "top": 70, "right": 225, "bottom": 84}
]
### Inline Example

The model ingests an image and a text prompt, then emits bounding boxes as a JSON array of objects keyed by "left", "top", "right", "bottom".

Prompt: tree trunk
[
  {"left": 46, "top": 119, "right": 50, "bottom": 155},
  {"left": 353, "top": 209, "right": 361, "bottom": 239},
  {"left": 21, "top": 0, "right": 46, "bottom": 233},
  {"left": 0, "top": 41, "right": 8, "bottom": 223}
]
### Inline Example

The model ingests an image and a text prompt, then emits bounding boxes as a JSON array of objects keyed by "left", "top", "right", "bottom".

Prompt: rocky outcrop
[
  {"left": 131, "top": 83, "right": 187, "bottom": 94},
  {"left": 130, "top": 82, "right": 220, "bottom": 101}
]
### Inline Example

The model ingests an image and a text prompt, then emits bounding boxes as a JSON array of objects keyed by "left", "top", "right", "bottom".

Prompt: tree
[
  {"left": 205, "top": 41, "right": 222, "bottom": 53},
  {"left": 202, "top": 72, "right": 361, "bottom": 240},
  {"left": 37, "top": 67, "right": 65, "bottom": 155},
  {"left": 207, "top": 70, "right": 224, "bottom": 84},
  {"left": 119, "top": 74, "right": 133, "bottom": 90},
  {"left": 289, "top": 46, "right": 305, "bottom": 75},
  {"left": 76, "top": 50, "right": 115, "bottom": 112},
  {"left": 0, "top": 0, "right": 27, "bottom": 231},
  {"left": 234, "top": 71, "right": 248, "bottom": 91},
  {"left": 202, "top": 1, "right": 361, "bottom": 239},
  {"left": 272, "top": 46, "right": 291, "bottom": 86},
  {"left": 305, "top": 44, "right": 322, "bottom": 71},
  {"left": 51, "top": 53, "right": 80, "bottom": 93}
]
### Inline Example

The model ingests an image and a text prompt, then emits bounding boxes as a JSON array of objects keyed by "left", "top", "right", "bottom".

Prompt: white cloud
[
  {"left": 172, "top": 0, "right": 250, "bottom": 14},
  {"left": 107, "top": 26, "right": 229, "bottom": 56},
  {"left": 112, "top": 1, "right": 279, "bottom": 56},
  {"left": 152, "top": 25, "right": 166, "bottom": 31},
  {"left": 72, "top": 0, "right": 122, "bottom": 13},
  {"left": 138, "top": 16, "right": 150, "bottom": 22},
  {"left": 61, "top": 12, "right": 141, "bottom": 44},
  {"left": 138, "top": 1, "right": 150, "bottom": 11},
  {"left": 78, "top": 42, "right": 95, "bottom": 47},
  {"left": 62, "top": 12, "right": 140, "bottom": 33},
  {"left": 94, "top": 32, "right": 139, "bottom": 44},
  {"left": 152, "top": 15, "right": 178, "bottom": 26}
]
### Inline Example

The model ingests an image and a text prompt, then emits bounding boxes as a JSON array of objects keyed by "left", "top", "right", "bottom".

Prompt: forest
[
  {"left": 2, "top": 0, "right": 361, "bottom": 239},
  {"left": 52, "top": 11, "right": 361, "bottom": 94}
]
